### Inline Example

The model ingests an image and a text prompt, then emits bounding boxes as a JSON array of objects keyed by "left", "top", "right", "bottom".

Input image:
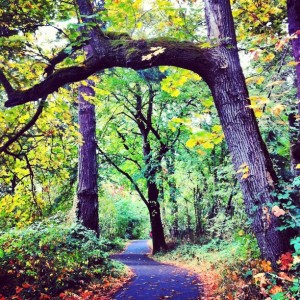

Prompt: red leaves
[
  {"left": 22, "top": 283, "right": 31, "bottom": 289},
  {"left": 80, "top": 290, "right": 94, "bottom": 299},
  {"left": 278, "top": 252, "right": 293, "bottom": 271}
]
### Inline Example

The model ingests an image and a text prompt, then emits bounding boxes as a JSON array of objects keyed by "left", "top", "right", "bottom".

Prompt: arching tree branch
[{"left": 1, "top": 39, "right": 220, "bottom": 107}]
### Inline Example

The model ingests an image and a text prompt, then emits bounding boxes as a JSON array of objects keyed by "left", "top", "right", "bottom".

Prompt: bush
[{"left": 0, "top": 216, "right": 125, "bottom": 299}]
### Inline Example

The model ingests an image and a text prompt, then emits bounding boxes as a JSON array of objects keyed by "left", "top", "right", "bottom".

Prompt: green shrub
[{"left": 0, "top": 216, "right": 125, "bottom": 299}]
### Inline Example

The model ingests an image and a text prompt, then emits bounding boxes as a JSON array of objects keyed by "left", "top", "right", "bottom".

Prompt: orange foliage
[
  {"left": 261, "top": 260, "right": 273, "bottom": 272},
  {"left": 269, "top": 285, "right": 283, "bottom": 294},
  {"left": 278, "top": 252, "right": 293, "bottom": 271}
]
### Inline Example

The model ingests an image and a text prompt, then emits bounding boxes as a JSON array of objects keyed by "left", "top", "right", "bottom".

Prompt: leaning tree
[{"left": 0, "top": 0, "right": 290, "bottom": 264}]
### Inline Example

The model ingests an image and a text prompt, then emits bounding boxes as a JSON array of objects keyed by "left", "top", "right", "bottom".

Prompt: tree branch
[
  {"left": 97, "top": 145, "right": 148, "bottom": 206},
  {"left": 0, "top": 97, "right": 47, "bottom": 154},
  {"left": 2, "top": 38, "right": 219, "bottom": 107}
]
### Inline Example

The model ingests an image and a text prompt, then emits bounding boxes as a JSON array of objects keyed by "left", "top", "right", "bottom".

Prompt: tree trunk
[
  {"left": 76, "top": 79, "right": 99, "bottom": 236},
  {"left": 166, "top": 148, "right": 179, "bottom": 238},
  {"left": 135, "top": 88, "right": 167, "bottom": 253},
  {"left": 145, "top": 158, "right": 167, "bottom": 253},
  {"left": 148, "top": 182, "right": 167, "bottom": 254},
  {"left": 194, "top": 186, "right": 203, "bottom": 237},
  {"left": 287, "top": 0, "right": 300, "bottom": 177},
  {"left": 204, "top": 0, "right": 288, "bottom": 265}
]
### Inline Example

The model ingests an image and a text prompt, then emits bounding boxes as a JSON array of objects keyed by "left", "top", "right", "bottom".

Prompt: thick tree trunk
[
  {"left": 75, "top": 1, "right": 101, "bottom": 237},
  {"left": 204, "top": 0, "right": 288, "bottom": 265},
  {"left": 287, "top": 0, "right": 300, "bottom": 176},
  {"left": 148, "top": 182, "right": 167, "bottom": 254},
  {"left": 76, "top": 81, "right": 99, "bottom": 236},
  {"left": 145, "top": 157, "right": 167, "bottom": 253}
]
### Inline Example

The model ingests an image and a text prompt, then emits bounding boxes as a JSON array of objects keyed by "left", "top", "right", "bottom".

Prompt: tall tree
[
  {"left": 76, "top": 0, "right": 106, "bottom": 236},
  {"left": 77, "top": 76, "right": 99, "bottom": 235},
  {"left": 97, "top": 70, "right": 185, "bottom": 253},
  {"left": 202, "top": 0, "right": 288, "bottom": 265}
]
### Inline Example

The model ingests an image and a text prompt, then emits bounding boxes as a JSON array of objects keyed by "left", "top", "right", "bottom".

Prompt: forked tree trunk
[
  {"left": 204, "top": 0, "right": 288, "bottom": 265},
  {"left": 287, "top": 0, "right": 300, "bottom": 177},
  {"left": 77, "top": 76, "right": 99, "bottom": 236},
  {"left": 144, "top": 152, "right": 167, "bottom": 253},
  {"left": 135, "top": 89, "right": 167, "bottom": 253}
]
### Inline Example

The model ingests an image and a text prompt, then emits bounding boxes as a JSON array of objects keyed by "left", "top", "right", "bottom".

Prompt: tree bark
[
  {"left": 166, "top": 148, "right": 179, "bottom": 238},
  {"left": 76, "top": 78, "right": 99, "bottom": 236},
  {"left": 203, "top": 0, "right": 288, "bottom": 265},
  {"left": 287, "top": 0, "right": 300, "bottom": 176},
  {"left": 148, "top": 183, "right": 167, "bottom": 254}
]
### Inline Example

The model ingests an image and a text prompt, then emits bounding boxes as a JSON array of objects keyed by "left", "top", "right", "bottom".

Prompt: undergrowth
[
  {"left": 0, "top": 215, "right": 126, "bottom": 299},
  {"left": 155, "top": 232, "right": 300, "bottom": 300}
]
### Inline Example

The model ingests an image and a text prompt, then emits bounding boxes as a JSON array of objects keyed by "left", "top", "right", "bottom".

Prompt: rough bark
[
  {"left": 148, "top": 183, "right": 167, "bottom": 254},
  {"left": 204, "top": 0, "right": 288, "bottom": 265},
  {"left": 76, "top": 78, "right": 99, "bottom": 236},
  {"left": 287, "top": 0, "right": 300, "bottom": 176}
]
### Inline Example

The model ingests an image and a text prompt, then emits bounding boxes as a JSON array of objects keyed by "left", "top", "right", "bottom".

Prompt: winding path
[{"left": 111, "top": 240, "right": 202, "bottom": 300}]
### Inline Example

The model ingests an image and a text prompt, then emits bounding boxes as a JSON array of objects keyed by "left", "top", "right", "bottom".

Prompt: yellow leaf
[
  {"left": 172, "top": 117, "right": 183, "bottom": 123},
  {"left": 197, "top": 149, "right": 206, "bottom": 155},
  {"left": 212, "top": 125, "right": 222, "bottom": 132},
  {"left": 254, "top": 109, "right": 263, "bottom": 118},
  {"left": 241, "top": 173, "right": 249, "bottom": 179},
  {"left": 202, "top": 98, "right": 214, "bottom": 108},
  {"left": 136, "top": 22, "right": 143, "bottom": 29},
  {"left": 271, "top": 104, "right": 285, "bottom": 117},
  {"left": 296, "top": 164, "right": 300, "bottom": 169},
  {"left": 186, "top": 139, "right": 197, "bottom": 148},
  {"left": 287, "top": 61, "right": 300, "bottom": 66},
  {"left": 200, "top": 42, "right": 211, "bottom": 48},
  {"left": 249, "top": 96, "right": 269, "bottom": 104},
  {"left": 263, "top": 53, "right": 275, "bottom": 62},
  {"left": 256, "top": 76, "right": 265, "bottom": 84},
  {"left": 202, "top": 141, "right": 214, "bottom": 149},
  {"left": 266, "top": 80, "right": 285, "bottom": 87},
  {"left": 170, "top": 89, "right": 180, "bottom": 97}
]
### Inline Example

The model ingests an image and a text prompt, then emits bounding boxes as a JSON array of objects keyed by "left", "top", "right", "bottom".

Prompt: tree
[
  {"left": 0, "top": 0, "right": 290, "bottom": 264},
  {"left": 97, "top": 69, "right": 182, "bottom": 253},
  {"left": 77, "top": 76, "right": 99, "bottom": 236}
]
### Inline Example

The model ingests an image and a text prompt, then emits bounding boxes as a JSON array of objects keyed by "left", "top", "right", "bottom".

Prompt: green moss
[{"left": 104, "top": 31, "right": 131, "bottom": 40}]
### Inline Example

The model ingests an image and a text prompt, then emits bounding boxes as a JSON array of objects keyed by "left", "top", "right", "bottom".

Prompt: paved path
[{"left": 111, "top": 240, "right": 202, "bottom": 300}]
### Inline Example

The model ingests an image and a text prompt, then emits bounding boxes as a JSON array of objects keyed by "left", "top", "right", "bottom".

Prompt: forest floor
[{"left": 111, "top": 240, "right": 202, "bottom": 300}]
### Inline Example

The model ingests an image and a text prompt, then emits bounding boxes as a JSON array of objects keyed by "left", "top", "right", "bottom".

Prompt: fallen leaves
[{"left": 278, "top": 252, "right": 293, "bottom": 271}]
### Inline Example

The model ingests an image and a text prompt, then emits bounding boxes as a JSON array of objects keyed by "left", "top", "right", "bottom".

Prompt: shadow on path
[{"left": 111, "top": 240, "right": 202, "bottom": 300}]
